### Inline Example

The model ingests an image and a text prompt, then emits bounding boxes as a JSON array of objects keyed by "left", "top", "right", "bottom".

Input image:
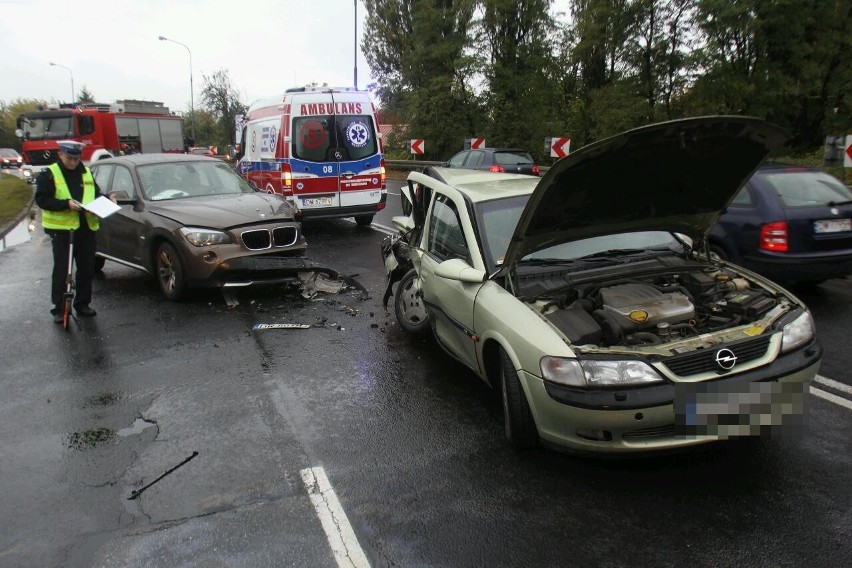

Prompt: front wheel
[
  {"left": 155, "top": 242, "right": 186, "bottom": 300},
  {"left": 394, "top": 269, "right": 430, "bottom": 334},
  {"left": 499, "top": 348, "right": 539, "bottom": 449},
  {"left": 62, "top": 295, "right": 73, "bottom": 331}
]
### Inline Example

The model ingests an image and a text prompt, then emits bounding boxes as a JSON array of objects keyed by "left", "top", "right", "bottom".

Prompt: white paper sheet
[{"left": 79, "top": 196, "right": 121, "bottom": 219}]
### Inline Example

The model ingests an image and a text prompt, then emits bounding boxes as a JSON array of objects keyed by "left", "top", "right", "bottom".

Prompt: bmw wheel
[
  {"left": 394, "top": 269, "right": 430, "bottom": 334},
  {"left": 499, "top": 348, "right": 539, "bottom": 449},
  {"left": 155, "top": 242, "right": 186, "bottom": 301}
]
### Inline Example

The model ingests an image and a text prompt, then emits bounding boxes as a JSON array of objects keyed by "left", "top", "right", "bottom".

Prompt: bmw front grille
[{"left": 241, "top": 227, "right": 298, "bottom": 250}]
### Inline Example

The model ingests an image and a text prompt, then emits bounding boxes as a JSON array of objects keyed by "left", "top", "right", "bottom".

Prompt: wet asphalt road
[{"left": 0, "top": 181, "right": 850, "bottom": 567}]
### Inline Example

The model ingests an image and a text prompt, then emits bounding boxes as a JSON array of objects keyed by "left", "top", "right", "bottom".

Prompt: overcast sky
[{"left": 0, "top": 0, "right": 374, "bottom": 113}]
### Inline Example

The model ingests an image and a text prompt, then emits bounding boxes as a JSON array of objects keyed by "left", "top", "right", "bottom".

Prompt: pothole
[{"left": 67, "top": 428, "right": 116, "bottom": 450}]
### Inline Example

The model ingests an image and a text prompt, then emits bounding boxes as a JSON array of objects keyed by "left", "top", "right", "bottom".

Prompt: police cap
[{"left": 57, "top": 140, "right": 85, "bottom": 156}]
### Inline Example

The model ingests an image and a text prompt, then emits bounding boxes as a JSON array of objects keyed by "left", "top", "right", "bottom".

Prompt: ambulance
[{"left": 236, "top": 87, "right": 386, "bottom": 225}]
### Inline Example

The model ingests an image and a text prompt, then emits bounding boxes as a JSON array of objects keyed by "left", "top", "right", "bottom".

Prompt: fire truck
[
  {"left": 15, "top": 99, "right": 185, "bottom": 182},
  {"left": 235, "top": 87, "right": 386, "bottom": 226}
]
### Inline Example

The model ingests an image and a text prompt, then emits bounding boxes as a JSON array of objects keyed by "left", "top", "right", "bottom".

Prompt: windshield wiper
[
  {"left": 576, "top": 247, "right": 677, "bottom": 261},
  {"left": 515, "top": 258, "right": 578, "bottom": 266},
  {"left": 827, "top": 200, "right": 852, "bottom": 207}
]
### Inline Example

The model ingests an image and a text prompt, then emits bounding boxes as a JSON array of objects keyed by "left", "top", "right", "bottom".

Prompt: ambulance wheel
[
  {"left": 155, "top": 242, "right": 186, "bottom": 301},
  {"left": 355, "top": 214, "right": 374, "bottom": 226}
]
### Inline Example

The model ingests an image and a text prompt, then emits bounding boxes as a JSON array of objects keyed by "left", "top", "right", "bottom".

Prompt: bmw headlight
[
  {"left": 781, "top": 310, "right": 815, "bottom": 353},
  {"left": 541, "top": 357, "right": 665, "bottom": 388},
  {"left": 180, "top": 227, "right": 232, "bottom": 246}
]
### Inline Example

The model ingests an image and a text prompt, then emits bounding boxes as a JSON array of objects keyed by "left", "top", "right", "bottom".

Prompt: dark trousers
[{"left": 50, "top": 227, "right": 97, "bottom": 310}]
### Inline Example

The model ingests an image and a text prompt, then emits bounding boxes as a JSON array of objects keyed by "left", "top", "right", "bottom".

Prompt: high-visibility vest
[{"left": 41, "top": 163, "right": 100, "bottom": 231}]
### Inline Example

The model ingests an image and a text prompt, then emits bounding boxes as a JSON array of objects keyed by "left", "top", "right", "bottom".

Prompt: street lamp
[
  {"left": 158, "top": 35, "right": 196, "bottom": 144},
  {"left": 49, "top": 62, "right": 75, "bottom": 104},
  {"left": 353, "top": 0, "right": 358, "bottom": 90}
]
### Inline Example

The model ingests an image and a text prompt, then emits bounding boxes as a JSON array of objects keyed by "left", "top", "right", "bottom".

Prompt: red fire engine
[{"left": 15, "top": 99, "right": 185, "bottom": 180}]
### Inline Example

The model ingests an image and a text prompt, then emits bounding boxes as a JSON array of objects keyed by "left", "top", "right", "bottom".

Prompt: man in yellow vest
[{"left": 35, "top": 140, "right": 106, "bottom": 323}]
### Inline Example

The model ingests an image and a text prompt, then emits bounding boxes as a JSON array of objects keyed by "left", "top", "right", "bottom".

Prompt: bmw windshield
[{"left": 138, "top": 161, "right": 258, "bottom": 201}]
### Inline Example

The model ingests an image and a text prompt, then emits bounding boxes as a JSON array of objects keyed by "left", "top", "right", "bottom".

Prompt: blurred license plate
[
  {"left": 813, "top": 219, "right": 851, "bottom": 233},
  {"left": 303, "top": 197, "right": 333, "bottom": 207},
  {"left": 675, "top": 380, "right": 807, "bottom": 438}
]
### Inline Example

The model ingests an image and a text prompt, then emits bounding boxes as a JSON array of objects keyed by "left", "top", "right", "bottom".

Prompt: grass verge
[{"left": 0, "top": 173, "right": 35, "bottom": 231}]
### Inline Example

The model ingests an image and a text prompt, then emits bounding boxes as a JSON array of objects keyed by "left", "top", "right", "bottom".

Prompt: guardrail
[{"left": 385, "top": 160, "right": 551, "bottom": 174}]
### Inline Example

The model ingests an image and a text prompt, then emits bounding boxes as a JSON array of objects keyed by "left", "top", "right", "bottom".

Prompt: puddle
[
  {"left": 117, "top": 418, "right": 157, "bottom": 437},
  {"left": 67, "top": 428, "right": 116, "bottom": 450}
]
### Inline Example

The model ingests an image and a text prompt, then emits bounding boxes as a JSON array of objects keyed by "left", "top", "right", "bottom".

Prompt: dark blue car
[{"left": 709, "top": 163, "right": 852, "bottom": 284}]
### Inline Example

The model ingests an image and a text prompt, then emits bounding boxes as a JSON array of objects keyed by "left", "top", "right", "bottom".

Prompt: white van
[{"left": 236, "top": 87, "right": 386, "bottom": 225}]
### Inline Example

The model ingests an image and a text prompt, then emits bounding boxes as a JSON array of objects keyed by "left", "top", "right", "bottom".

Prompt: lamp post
[
  {"left": 158, "top": 35, "right": 196, "bottom": 144},
  {"left": 49, "top": 62, "right": 75, "bottom": 104},
  {"left": 353, "top": 0, "right": 358, "bottom": 90}
]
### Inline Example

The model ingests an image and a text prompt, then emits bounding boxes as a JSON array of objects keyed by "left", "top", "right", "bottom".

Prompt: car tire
[
  {"left": 394, "top": 269, "right": 430, "bottom": 334},
  {"left": 355, "top": 214, "right": 374, "bottom": 226},
  {"left": 94, "top": 257, "right": 106, "bottom": 271},
  {"left": 499, "top": 348, "right": 539, "bottom": 450},
  {"left": 155, "top": 242, "right": 186, "bottom": 301}
]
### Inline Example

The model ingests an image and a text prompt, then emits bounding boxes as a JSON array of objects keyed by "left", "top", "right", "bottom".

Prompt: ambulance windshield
[{"left": 292, "top": 115, "right": 378, "bottom": 162}]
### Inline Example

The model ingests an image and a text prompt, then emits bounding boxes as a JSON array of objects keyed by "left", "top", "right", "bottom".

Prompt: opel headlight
[
  {"left": 781, "top": 310, "right": 815, "bottom": 353},
  {"left": 180, "top": 227, "right": 232, "bottom": 246},
  {"left": 541, "top": 357, "right": 665, "bottom": 388}
]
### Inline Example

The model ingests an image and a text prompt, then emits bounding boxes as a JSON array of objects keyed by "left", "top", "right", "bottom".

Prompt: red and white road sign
[
  {"left": 550, "top": 137, "right": 571, "bottom": 158},
  {"left": 410, "top": 139, "right": 425, "bottom": 155},
  {"left": 845, "top": 135, "right": 852, "bottom": 168},
  {"left": 470, "top": 138, "right": 486, "bottom": 149}
]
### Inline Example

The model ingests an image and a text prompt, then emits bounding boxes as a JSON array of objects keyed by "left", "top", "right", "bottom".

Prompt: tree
[
  {"left": 77, "top": 86, "right": 96, "bottom": 104},
  {"left": 0, "top": 98, "right": 48, "bottom": 149},
  {"left": 199, "top": 69, "right": 247, "bottom": 147},
  {"left": 363, "top": 0, "right": 481, "bottom": 159},
  {"left": 480, "top": 0, "right": 560, "bottom": 157},
  {"left": 686, "top": 0, "right": 852, "bottom": 147}
]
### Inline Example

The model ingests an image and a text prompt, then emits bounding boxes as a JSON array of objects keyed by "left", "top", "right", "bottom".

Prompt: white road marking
[
  {"left": 814, "top": 374, "right": 852, "bottom": 396},
  {"left": 811, "top": 386, "right": 852, "bottom": 410},
  {"left": 371, "top": 223, "right": 397, "bottom": 236},
  {"left": 300, "top": 466, "right": 371, "bottom": 568}
]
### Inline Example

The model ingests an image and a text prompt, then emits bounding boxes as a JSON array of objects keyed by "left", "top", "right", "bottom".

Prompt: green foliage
[
  {"left": 0, "top": 173, "right": 34, "bottom": 230},
  {"left": 77, "top": 86, "right": 96, "bottom": 104},
  {"left": 363, "top": 0, "right": 482, "bottom": 159},
  {"left": 199, "top": 69, "right": 247, "bottom": 149},
  {"left": 0, "top": 98, "right": 47, "bottom": 149}
]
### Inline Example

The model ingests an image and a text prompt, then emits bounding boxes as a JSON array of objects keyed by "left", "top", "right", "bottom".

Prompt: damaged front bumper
[{"left": 381, "top": 232, "right": 414, "bottom": 308}]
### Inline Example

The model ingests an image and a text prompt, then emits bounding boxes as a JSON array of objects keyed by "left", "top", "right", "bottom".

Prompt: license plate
[
  {"left": 303, "top": 197, "right": 333, "bottom": 207},
  {"left": 674, "top": 381, "right": 807, "bottom": 438},
  {"left": 813, "top": 219, "right": 851, "bottom": 233}
]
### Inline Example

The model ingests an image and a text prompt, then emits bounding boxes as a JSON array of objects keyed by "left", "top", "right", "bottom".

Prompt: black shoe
[
  {"left": 76, "top": 306, "right": 97, "bottom": 317},
  {"left": 54, "top": 311, "right": 63, "bottom": 324}
]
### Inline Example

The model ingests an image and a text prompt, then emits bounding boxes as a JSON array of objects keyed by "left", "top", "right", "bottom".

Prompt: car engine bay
[{"left": 531, "top": 267, "right": 788, "bottom": 349}]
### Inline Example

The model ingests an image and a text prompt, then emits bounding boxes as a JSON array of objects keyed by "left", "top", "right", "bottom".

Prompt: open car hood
[{"left": 502, "top": 116, "right": 790, "bottom": 268}]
